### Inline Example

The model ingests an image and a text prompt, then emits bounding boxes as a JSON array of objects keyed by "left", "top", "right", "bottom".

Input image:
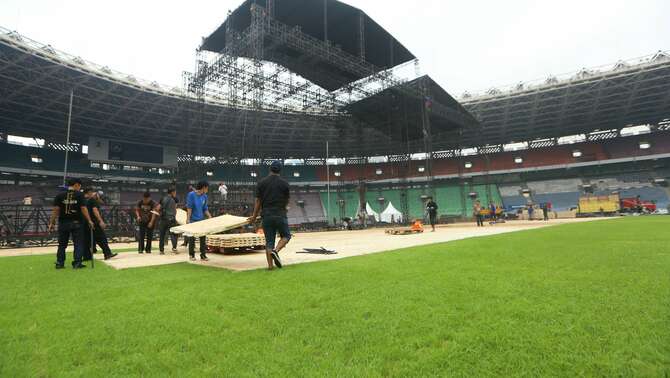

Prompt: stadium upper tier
[
  {"left": 1, "top": 26, "right": 669, "bottom": 159},
  {"left": 2, "top": 132, "right": 670, "bottom": 185}
]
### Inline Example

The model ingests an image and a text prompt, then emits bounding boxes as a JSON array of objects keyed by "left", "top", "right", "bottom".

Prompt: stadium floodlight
[
  {"left": 639, "top": 141, "right": 651, "bottom": 150},
  {"left": 514, "top": 157, "right": 523, "bottom": 164},
  {"left": 293, "top": 172, "right": 301, "bottom": 177},
  {"left": 334, "top": 171, "right": 341, "bottom": 177},
  {"left": 250, "top": 172, "right": 258, "bottom": 178},
  {"left": 572, "top": 150, "right": 583, "bottom": 158},
  {"left": 206, "top": 171, "right": 214, "bottom": 177},
  {"left": 375, "top": 169, "right": 383, "bottom": 175},
  {"left": 418, "top": 166, "right": 425, "bottom": 173},
  {"left": 464, "top": 162, "right": 473, "bottom": 169},
  {"left": 30, "top": 155, "right": 43, "bottom": 164}
]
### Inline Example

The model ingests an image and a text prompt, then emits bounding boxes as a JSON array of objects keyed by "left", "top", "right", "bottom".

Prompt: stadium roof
[
  {"left": 459, "top": 51, "right": 670, "bottom": 146},
  {"left": 201, "top": 0, "right": 416, "bottom": 91},
  {"left": 1, "top": 26, "right": 668, "bottom": 159}
]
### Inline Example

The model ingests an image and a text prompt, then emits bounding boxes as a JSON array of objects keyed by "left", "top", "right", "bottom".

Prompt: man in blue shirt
[{"left": 186, "top": 181, "right": 212, "bottom": 261}]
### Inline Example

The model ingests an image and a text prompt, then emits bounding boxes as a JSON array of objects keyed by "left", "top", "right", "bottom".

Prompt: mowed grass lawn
[{"left": 1, "top": 218, "right": 669, "bottom": 377}]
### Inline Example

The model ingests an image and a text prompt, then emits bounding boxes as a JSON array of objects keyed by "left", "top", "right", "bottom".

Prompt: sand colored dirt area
[{"left": 1, "top": 218, "right": 613, "bottom": 271}]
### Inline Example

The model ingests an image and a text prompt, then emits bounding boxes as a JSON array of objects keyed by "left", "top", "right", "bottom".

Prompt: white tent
[
  {"left": 366, "top": 202, "right": 380, "bottom": 222},
  {"left": 381, "top": 202, "right": 403, "bottom": 223}
]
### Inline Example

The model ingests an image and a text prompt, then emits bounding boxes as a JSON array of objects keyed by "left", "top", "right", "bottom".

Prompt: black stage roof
[
  {"left": 201, "top": 0, "right": 416, "bottom": 91},
  {"left": 345, "top": 76, "right": 479, "bottom": 141}
]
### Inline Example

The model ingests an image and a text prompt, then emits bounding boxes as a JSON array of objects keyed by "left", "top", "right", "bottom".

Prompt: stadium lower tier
[{"left": 2, "top": 176, "right": 669, "bottom": 227}]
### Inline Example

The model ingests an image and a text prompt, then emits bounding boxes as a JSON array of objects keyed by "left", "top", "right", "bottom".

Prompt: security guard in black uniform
[
  {"left": 83, "top": 188, "right": 118, "bottom": 261},
  {"left": 48, "top": 178, "right": 95, "bottom": 269}
]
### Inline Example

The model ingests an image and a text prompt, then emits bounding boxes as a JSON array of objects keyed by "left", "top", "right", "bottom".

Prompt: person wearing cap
[
  {"left": 83, "top": 187, "right": 118, "bottom": 260},
  {"left": 48, "top": 178, "right": 95, "bottom": 269},
  {"left": 248, "top": 160, "right": 291, "bottom": 270},
  {"left": 135, "top": 191, "right": 158, "bottom": 254},
  {"left": 186, "top": 181, "right": 212, "bottom": 261}
]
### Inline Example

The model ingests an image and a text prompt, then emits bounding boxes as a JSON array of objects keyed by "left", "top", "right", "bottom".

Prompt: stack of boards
[{"left": 206, "top": 233, "right": 266, "bottom": 249}]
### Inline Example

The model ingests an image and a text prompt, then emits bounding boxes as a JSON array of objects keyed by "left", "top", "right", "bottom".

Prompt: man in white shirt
[{"left": 219, "top": 183, "right": 228, "bottom": 202}]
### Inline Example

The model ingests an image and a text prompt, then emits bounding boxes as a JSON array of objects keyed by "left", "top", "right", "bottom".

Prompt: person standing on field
[
  {"left": 473, "top": 200, "right": 484, "bottom": 227},
  {"left": 83, "top": 188, "right": 118, "bottom": 260},
  {"left": 248, "top": 161, "right": 291, "bottom": 270},
  {"left": 425, "top": 197, "right": 439, "bottom": 232},
  {"left": 186, "top": 181, "right": 212, "bottom": 262},
  {"left": 135, "top": 192, "right": 158, "bottom": 254},
  {"left": 158, "top": 186, "right": 179, "bottom": 254},
  {"left": 48, "top": 178, "right": 95, "bottom": 269}
]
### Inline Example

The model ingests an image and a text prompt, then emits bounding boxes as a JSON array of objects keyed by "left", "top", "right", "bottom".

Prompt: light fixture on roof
[
  {"left": 206, "top": 171, "right": 214, "bottom": 177},
  {"left": 572, "top": 150, "right": 582, "bottom": 158},
  {"left": 418, "top": 166, "right": 425, "bottom": 173},
  {"left": 639, "top": 141, "right": 651, "bottom": 150},
  {"left": 334, "top": 171, "right": 341, "bottom": 177},
  {"left": 293, "top": 172, "right": 301, "bottom": 178},
  {"left": 464, "top": 162, "right": 473, "bottom": 169},
  {"left": 375, "top": 169, "right": 383, "bottom": 175},
  {"left": 514, "top": 157, "right": 523, "bottom": 164},
  {"left": 30, "top": 155, "right": 43, "bottom": 164},
  {"left": 250, "top": 172, "right": 258, "bottom": 178}
]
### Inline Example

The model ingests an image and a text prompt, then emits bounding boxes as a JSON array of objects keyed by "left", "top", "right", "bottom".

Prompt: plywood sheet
[
  {"left": 176, "top": 209, "right": 187, "bottom": 225},
  {"left": 170, "top": 214, "right": 249, "bottom": 237}
]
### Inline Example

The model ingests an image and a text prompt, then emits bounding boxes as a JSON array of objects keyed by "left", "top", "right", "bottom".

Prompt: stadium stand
[
  {"left": 533, "top": 192, "right": 581, "bottom": 211},
  {"left": 526, "top": 179, "right": 582, "bottom": 194},
  {"left": 287, "top": 192, "right": 327, "bottom": 225}
]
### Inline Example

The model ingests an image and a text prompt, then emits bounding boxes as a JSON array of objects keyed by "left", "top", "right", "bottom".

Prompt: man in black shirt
[
  {"left": 158, "top": 186, "right": 179, "bottom": 254},
  {"left": 426, "top": 197, "right": 439, "bottom": 232},
  {"left": 135, "top": 192, "right": 158, "bottom": 254},
  {"left": 248, "top": 160, "right": 291, "bottom": 270},
  {"left": 83, "top": 188, "right": 118, "bottom": 260},
  {"left": 48, "top": 178, "right": 95, "bottom": 269}
]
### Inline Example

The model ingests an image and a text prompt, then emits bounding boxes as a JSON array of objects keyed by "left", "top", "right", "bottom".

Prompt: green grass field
[{"left": 1, "top": 217, "right": 669, "bottom": 377}]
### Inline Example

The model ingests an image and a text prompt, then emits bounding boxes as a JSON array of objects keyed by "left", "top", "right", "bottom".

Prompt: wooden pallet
[
  {"left": 206, "top": 233, "right": 266, "bottom": 249},
  {"left": 385, "top": 228, "right": 424, "bottom": 235}
]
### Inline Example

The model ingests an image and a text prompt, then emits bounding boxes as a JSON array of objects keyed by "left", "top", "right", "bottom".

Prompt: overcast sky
[{"left": 1, "top": 0, "right": 668, "bottom": 96}]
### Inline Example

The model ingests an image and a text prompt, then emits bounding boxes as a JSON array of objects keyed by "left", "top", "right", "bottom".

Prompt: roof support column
[
  {"left": 358, "top": 10, "right": 365, "bottom": 61},
  {"left": 323, "top": 0, "right": 328, "bottom": 42}
]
